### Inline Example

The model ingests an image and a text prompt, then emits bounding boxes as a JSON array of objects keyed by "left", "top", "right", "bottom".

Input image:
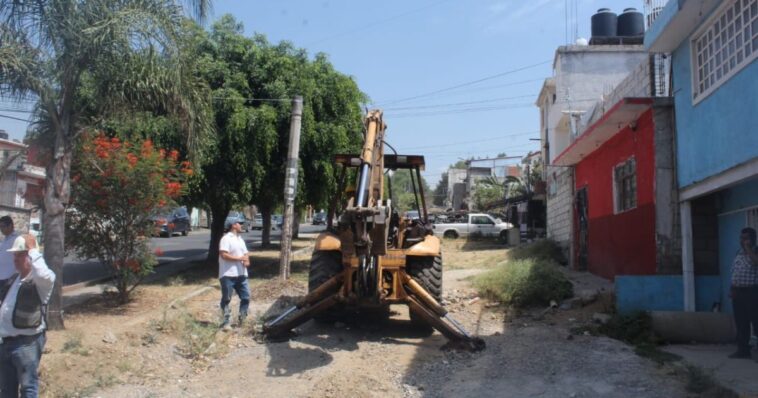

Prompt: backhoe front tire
[
  {"left": 406, "top": 255, "right": 443, "bottom": 335},
  {"left": 308, "top": 250, "right": 344, "bottom": 322}
]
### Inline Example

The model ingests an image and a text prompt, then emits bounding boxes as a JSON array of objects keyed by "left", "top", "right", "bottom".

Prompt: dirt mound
[{"left": 252, "top": 279, "right": 307, "bottom": 301}]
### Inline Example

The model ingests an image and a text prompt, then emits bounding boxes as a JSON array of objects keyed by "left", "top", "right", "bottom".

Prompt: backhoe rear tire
[
  {"left": 406, "top": 255, "right": 443, "bottom": 335},
  {"left": 308, "top": 250, "right": 344, "bottom": 323}
]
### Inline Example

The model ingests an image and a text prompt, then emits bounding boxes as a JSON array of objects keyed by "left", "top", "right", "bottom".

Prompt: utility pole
[{"left": 279, "top": 96, "right": 303, "bottom": 280}]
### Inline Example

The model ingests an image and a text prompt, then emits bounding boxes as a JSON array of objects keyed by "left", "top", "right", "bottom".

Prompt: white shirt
[
  {"left": 218, "top": 232, "right": 249, "bottom": 278},
  {"left": 0, "top": 249, "right": 55, "bottom": 337},
  {"left": 0, "top": 231, "right": 19, "bottom": 280}
]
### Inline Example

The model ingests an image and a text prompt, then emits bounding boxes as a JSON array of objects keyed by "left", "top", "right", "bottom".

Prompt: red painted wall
[{"left": 574, "top": 109, "right": 657, "bottom": 280}]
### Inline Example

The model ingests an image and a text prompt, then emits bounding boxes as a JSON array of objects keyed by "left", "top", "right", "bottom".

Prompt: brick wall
[{"left": 581, "top": 57, "right": 653, "bottom": 129}]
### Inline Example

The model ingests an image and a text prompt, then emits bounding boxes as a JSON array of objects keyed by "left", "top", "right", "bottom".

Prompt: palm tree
[{"left": 0, "top": 0, "right": 213, "bottom": 329}]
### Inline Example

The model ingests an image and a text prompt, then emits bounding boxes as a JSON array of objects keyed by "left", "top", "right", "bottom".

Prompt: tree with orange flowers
[{"left": 67, "top": 133, "right": 190, "bottom": 303}]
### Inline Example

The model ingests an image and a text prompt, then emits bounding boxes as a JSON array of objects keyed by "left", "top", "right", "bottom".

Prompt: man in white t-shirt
[
  {"left": 0, "top": 216, "right": 20, "bottom": 281},
  {"left": 218, "top": 220, "right": 251, "bottom": 330}
]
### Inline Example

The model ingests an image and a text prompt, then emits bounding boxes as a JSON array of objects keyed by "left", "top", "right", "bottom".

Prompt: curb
[{"left": 62, "top": 252, "right": 209, "bottom": 296}]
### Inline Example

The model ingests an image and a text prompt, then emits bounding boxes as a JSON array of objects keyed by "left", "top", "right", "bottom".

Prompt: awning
[{"left": 552, "top": 98, "right": 654, "bottom": 167}]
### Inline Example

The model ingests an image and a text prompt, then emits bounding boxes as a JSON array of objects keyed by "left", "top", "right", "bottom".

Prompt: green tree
[
  {"left": 187, "top": 16, "right": 365, "bottom": 263},
  {"left": 386, "top": 169, "right": 431, "bottom": 213},
  {"left": 0, "top": 0, "right": 212, "bottom": 328},
  {"left": 432, "top": 172, "right": 448, "bottom": 207}
]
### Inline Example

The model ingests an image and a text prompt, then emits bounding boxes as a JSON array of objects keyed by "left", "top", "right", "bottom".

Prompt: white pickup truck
[{"left": 432, "top": 213, "right": 513, "bottom": 240}]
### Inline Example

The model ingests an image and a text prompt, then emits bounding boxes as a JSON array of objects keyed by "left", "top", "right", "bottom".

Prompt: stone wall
[{"left": 0, "top": 205, "right": 31, "bottom": 234}]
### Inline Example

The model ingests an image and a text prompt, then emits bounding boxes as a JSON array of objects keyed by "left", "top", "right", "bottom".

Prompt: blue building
[{"left": 643, "top": 0, "right": 758, "bottom": 314}]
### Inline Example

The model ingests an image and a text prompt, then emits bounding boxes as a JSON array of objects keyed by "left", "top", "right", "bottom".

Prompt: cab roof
[{"left": 334, "top": 154, "right": 425, "bottom": 171}]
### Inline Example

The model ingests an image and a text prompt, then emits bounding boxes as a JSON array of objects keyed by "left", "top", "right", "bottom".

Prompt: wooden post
[{"left": 279, "top": 96, "right": 303, "bottom": 280}]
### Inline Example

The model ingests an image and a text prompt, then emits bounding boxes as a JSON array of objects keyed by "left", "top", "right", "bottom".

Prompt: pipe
[
  {"left": 356, "top": 163, "right": 371, "bottom": 207},
  {"left": 680, "top": 200, "right": 695, "bottom": 312}
]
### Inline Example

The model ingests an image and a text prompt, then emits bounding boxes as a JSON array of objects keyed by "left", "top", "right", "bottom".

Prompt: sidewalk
[{"left": 662, "top": 344, "right": 758, "bottom": 396}]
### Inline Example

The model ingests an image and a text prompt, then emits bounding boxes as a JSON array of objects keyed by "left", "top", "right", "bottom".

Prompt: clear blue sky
[{"left": 0, "top": 0, "right": 635, "bottom": 187}]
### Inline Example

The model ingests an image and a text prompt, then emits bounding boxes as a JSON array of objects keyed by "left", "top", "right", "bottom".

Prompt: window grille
[
  {"left": 614, "top": 158, "right": 637, "bottom": 213},
  {"left": 692, "top": 0, "right": 758, "bottom": 102}
]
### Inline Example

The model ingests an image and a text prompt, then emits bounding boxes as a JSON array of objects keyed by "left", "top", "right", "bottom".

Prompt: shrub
[
  {"left": 474, "top": 258, "right": 573, "bottom": 308},
  {"left": 67, "top": 133, "right": 190, "bottom": 303},
  {"left": 597, "top": 311, "right": 659, "bottom": 346},
  {"left": 508, "top": 239, "right": 566, "bottom": 264}
]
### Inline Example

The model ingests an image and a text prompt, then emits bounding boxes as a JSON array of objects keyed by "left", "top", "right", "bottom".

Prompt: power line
[
  {"left": 0, "top": 114, "right": 30, "bottom": 122},
  {"left": 374, "top": 60, "right": 552, "bottom": 106},
  {"left": 386, "top": 103, "right": 534, "bottom": 118},
  {"left": 211, "top": 96, "right": 292, "bottom": 102},
  {"left": 382, "top": 94, "right": 537, "bottom": 111},
  {"left": 400, "top": 130, "right": 538, "bottom": 150},
  {"left": 305, "top": 0, "right": 455, "bottom": 47}
]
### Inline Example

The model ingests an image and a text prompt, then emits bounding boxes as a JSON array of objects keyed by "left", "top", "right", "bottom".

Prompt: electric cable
[{"left": 374, "top": 60, "right": 551, "bottom": 106}]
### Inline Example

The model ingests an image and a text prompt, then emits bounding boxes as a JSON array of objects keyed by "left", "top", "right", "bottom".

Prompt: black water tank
[
  {"left": 591, "top": 8, "right": 617, "bottom": 38},
  {"left": 618, "top": 7, "right": 644, "bottom": 36}
]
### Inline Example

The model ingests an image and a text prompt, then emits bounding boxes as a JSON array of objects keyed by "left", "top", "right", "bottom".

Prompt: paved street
[{"left": 62, "top": 224, "right": 325, "bottom": 286}]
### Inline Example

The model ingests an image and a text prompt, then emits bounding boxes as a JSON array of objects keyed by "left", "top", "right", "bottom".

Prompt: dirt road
[{"left": 40, "top": 242, "right": 692, "bottom": 398}]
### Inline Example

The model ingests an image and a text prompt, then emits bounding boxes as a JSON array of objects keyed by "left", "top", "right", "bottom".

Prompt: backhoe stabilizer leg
[
  {"left": 403, "top": 273, "right": 486, "bottom": 351},
  {"left": 406, "top": 296, "right": 485, "bottom": 352},
  {"left": 263, "top": 293, "right": 342, "bottom": 338},
  {"left": 262, "top": 272, "right": 345, "bottom": 338}
]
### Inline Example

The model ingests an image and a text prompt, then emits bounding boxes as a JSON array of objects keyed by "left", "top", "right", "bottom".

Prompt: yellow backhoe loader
[{"left": 263, "top": 110, "right": 485, "bottom": 351}]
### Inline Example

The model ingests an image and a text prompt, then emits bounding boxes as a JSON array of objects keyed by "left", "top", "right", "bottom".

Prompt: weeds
[
  {"left": 141, "top": 331, "right": 159, "bottom": 346},
  {"left": 61, "top": 332, "right": 89, "bottom": 356},
  {"left": 177, "top": 313, "right": 219, "bottom": 359},
  {"left": 597, "top": 311, "right": 659, "bottom": 346},
  {"left": 474, "top": 258, "right": 573, "bottom": 308},
  {"left": 508, "top": 239, "right": 566, "bottom": 264}
]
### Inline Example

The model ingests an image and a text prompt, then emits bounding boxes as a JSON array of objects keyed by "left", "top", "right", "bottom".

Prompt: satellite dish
[{"left": 575, "top": 37, "right": 589, "bottom": 46}]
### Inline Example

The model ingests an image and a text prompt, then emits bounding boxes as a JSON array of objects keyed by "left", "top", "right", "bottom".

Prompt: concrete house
[
  {"left": 537, "top": 20, "right": 649, "bottom": 264},
  {"left": 0, "top": 130, "right": 46, "bottom": 232},
  {"left": 646, "top": 0, "right": 758, "bottom": 314},
  {"left": 553, "top": 54, "right": 680, "bottom": 311}
]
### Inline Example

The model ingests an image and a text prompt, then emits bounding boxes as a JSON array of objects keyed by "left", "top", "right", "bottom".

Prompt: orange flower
[
  {"left": 154, "top": 247, "right": 164, "bottom": 256},
  {"left": 124, "top": 258, "right": 140, "bottom": 272},
  {"left": 126, "top": 153, "right": 138, "bottom": 168}
]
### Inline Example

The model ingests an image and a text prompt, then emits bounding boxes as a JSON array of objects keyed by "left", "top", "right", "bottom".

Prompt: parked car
[
  {"left": 404, "top": 210, "right": 420, "bottom": 221},
  {"left": 225, "top": 211, "right": 250, "bottom": 233},
  {"left": 272, "top": 214, "right": 283, "bottom": 229},
  {"left": 152, "top": 206, "right": 191, "bottom": 237},
  {"left": 432, "top": 213, "right": 513, "bottom": 241},
  {"left": 312, "top": 212, "right": 326, "bottom": 225},
  {"left": 251, "top": 214, "right": 263, "bottom": 230}
]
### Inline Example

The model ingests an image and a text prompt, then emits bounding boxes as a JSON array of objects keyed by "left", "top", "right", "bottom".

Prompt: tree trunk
[
  {"left": 206, "top": 205, "right": 230, "bottom": 269},
  {"left": 261, "top": 206, "right": 272, "bottom": 247},
  {"left": 42, "top": 142, "right": 72, "bottom": 330},
  {"left": 293, "top": 208, "right": 301, "bottom": 239}
]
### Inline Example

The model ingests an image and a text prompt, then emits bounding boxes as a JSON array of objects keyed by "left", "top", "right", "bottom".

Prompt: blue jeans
[
  {"left": 220, "top": 276, "right": 250, "bottom": 321},
  {"left": 0, "top": 333, "right": 46, "bottom": 398}
]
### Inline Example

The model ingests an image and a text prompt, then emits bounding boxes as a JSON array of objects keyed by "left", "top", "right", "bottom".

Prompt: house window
[
  {"left": 691, "top": 0, "right": 758, "bottom": 103},
  {"left": 614, "top": 158, "right": 637, "bottom": 213}
]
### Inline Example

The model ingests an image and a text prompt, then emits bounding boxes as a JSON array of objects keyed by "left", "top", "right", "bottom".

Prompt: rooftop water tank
[
  {"left": 618, "top": 7, "right": 644, "bottom": 36},
  {"left": 591, "top": 8, "right": 617, "bottom": 38}
]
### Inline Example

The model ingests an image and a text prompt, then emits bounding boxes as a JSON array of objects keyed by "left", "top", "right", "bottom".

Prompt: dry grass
[{"left": 442, "top": 238, "right": 509, "bottom": 270}]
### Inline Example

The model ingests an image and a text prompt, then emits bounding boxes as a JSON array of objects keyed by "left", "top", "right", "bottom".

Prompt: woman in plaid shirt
[{"left": 730, "top": 227, "right": 758, "bottom": 359}]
